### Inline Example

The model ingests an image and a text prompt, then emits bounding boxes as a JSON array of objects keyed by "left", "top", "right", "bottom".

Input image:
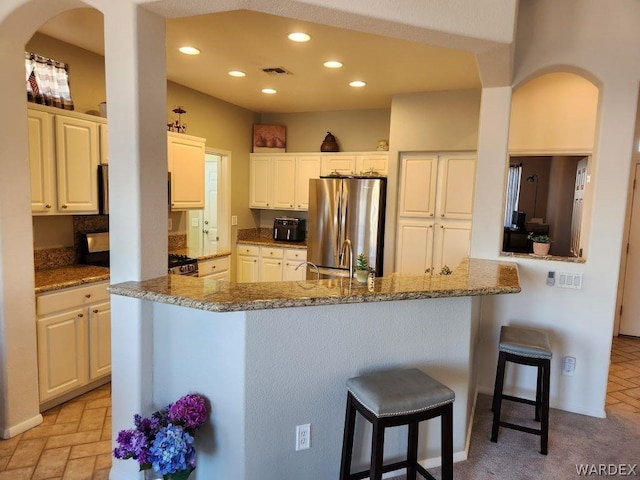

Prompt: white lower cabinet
[
  {"left": 198, "top": 255, "right": 230, "bottom": 280},
  {"left": 396, "top": 219, "right": 471, "bottom": 274},
  {"left": 236, "top": 245, "right": 260, "bottom": 283},
  {"left": 36, "top": 282, "right": 110, "bottom": 404},
  {"left": 237, "top": 244, "right": 307, "bottom": 282}
]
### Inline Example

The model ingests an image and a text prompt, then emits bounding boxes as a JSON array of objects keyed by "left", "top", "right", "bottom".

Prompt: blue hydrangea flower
[{"left": 148, "top": 424, "right": 196, "bottom": 475}]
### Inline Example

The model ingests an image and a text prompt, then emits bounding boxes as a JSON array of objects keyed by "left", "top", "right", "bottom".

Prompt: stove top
[{"left": 168, "top": 253, "right": 198, "bottom": 275}]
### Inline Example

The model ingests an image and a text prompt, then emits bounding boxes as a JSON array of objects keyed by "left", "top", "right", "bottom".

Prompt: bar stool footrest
[
  {"left": 349, "top": 460, "right": 434, "bottom": 480},
  {"left": 500, "top": 421, "right": 542, "bottom": 436},
  {"left": 501, "top": 394, "right": 537, "bottom": 407}
]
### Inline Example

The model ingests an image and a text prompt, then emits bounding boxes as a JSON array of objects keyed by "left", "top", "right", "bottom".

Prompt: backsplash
[
  {"left": 33, "top": 215, "right": 188, "bottom": 270},
  {"left": 237, "top": 228, "right": 272, "bottom": 241}
]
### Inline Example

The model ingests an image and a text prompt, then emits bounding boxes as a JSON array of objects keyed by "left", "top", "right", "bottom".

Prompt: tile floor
[
  {"left": 0, "top": 383, "right": 111, "bottom": 479},
  {"left": 0, "top": 336, "right": 638, "bottom": 479},
  {"left": 606, "top": 334, "right": 640, "bottom": 414}
]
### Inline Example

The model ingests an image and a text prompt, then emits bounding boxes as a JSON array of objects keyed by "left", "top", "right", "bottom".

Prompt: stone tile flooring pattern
[
  {"left": 0, "top": 383, "right": 111, "bottom": 479},
  {"left": 0, "top": 336, "right": 637, "bottom": 479},
  {"left": 607, "top": 335, "right": 640, "bottom": 414}
]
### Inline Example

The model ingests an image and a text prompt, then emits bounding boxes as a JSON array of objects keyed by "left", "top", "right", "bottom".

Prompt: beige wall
[
  {"left": 261, "top": 109, "right": 390, "bottom": 152},
  {"left": 509, "top": 72, "right": 599, "bottom": 153}
]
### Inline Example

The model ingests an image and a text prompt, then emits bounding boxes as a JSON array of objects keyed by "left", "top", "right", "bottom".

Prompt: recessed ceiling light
[
  {"left": 324, "top": 60, "right": 343, "bottom": 69},
  {"left": 349, "top": 80, "right": 367, "bottom": 88},
  {"left": 262, "top": 88, "right": 277, "bottom": 94},
  {"left": 288, "top": 32, "right": 311, "bottom": 42},
  {"left": 228, "top": 70, "right": 246, "bottom": 77},
  {"left": 178, "top": 46, "right": 201, "bottom": 55}
]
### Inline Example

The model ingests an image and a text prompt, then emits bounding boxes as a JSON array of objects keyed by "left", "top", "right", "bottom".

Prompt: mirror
[{"left": 502, "top": 155, "right": 588, "bottom": 258}]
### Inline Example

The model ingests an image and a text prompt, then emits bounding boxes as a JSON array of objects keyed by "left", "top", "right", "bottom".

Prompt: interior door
[
  {"left": 202, "top": 156, "right": 219, "bottom": 255},
  {"left": 620, "top": 164, "right": 640, "bottom": 336}
]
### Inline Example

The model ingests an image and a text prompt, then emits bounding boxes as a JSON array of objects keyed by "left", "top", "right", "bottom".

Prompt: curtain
[
  {"left": 504, "top": 164, "right": 522, "bottom": 227},
  {"left": 25, "top": 52, "right": 74, "bottom": 110}
]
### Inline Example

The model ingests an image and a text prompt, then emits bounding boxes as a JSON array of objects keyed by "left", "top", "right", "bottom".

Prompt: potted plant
[
  {"left": 356, "top": 253, "right": 369, "bottom": 283},
  {"left": 528, "top": 233, "right": 552, "bottom": 256}
]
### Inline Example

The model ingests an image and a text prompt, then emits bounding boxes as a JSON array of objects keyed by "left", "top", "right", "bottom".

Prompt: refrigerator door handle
[{"left": 336, "top": 186, "right": 343, "bottom": 260}]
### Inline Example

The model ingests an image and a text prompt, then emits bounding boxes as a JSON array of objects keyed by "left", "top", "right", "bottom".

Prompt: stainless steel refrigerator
[{"left": 307, "top": 177, "right": 386, "bottom": 278}]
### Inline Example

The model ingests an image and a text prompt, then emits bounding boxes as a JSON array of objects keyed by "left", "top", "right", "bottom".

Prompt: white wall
[{"left": 472, "top": 0, "right": 640, "bottom": 417}]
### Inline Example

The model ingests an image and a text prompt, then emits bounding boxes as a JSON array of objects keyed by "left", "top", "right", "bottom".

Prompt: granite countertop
[
  {"left": 237, "top": 229, "right": 307, "bottom": 249},
  {"left": 108, "top": 258, "right": 520, "bottom": 313},
  {"left": 169, "top": 248, "right": 232, "bottom": 261},
  {"left": 35, "top": 265, "right": 110, "bottom": 295}
]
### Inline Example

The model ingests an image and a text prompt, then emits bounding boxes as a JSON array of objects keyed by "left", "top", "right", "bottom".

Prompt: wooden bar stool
[
  {"left": 339, "top": 368, "right": 454, "bottom": 480},
  {"left": 490, "top": 325, "right": 552, "bottom": 454}
]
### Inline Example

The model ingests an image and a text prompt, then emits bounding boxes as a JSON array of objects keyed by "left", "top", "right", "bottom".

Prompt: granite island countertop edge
[{"left": 107, "top": 258, "right": 521, "bottom": 313}]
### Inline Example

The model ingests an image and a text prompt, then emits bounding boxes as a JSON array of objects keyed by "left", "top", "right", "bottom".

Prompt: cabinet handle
[
  {"left": 253, "top": 259, "right": 257, "bottom": 262},
  {"left": 211, "top": 266, "right": 216, "bottom": 270},
  {"left": 78, "top": 313, "right": 84, "bottom": 318},
  {"left": 85, "top": 294, "right": 91, "bottom": 298},
  {"left": 45, "top": 204, "right": 52, "bottom": 209},
  {"left": 93, "top": 309, "right": 99, "bottom": 314},
  {"left": 441, "top": 214, "right": 445, "bottom": 217},
  {"left": 440, "top": 225, "right": 444, "bottom": 228},
  {"left": 425, "top": 268, "right": 431, "bottom": 273},
  {"left": 290, "top": 204, "right": 293, "bottom": 207},
  {"left": 62, "top": 205, "right": 68, "bottom": 209}
]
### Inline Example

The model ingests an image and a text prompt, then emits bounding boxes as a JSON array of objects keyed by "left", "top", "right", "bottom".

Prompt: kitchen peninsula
[{"left": 108, "top": 258, "right": 519, "bottom": 480}]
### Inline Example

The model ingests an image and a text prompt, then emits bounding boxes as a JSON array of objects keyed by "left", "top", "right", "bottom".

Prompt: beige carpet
[{"left": 389, "top": 393, "right": 640, "bottom": 480}]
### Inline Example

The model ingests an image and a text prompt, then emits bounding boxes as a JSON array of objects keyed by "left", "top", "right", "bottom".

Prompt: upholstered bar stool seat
[
  {"left": 491, "top": 325, "right": 552, "bottom": 454},
  {"left": 339, "top": 368, "right": 454, "bottom": 480}
]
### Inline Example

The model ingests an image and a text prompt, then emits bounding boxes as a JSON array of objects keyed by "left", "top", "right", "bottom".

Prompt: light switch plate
[{"left": 191, "top": 217, "right": 199, "bottom": 227}]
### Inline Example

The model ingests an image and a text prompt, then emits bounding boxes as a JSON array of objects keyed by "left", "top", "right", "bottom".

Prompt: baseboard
[
  {"left": 477, "top": 384, "right": 606, "bottom": 419},
  {"left": 2, "top": 413, "right": 43, "bottom": 439}
]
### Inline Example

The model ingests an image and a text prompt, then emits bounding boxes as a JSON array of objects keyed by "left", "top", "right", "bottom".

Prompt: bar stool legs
[{"left": 490, "top": 325, "right": 553, "bottom": 455}]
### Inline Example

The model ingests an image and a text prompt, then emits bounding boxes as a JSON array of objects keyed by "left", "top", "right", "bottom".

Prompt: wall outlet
[
  {"left": 546, "top": 271, "right": 555, "bottom": 286},
  {"left": 168, "top": 218, "right": 173, "bottom": 231},
  {"left": 231, "top": 215, "right": 238, "bottom": 226},
  {"left": 295, "top": 423, "right": 311, "bottom": 451},
  {"left": 191, "top": 217, "right": 199, "bottom": 227},
  {"left": 562, "top": 356, "right": 576, "bottom": 376}
]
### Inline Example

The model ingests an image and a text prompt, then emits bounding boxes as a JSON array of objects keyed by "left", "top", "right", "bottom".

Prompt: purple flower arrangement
[{"left": 114, "top": 393, "right": 208, "bottom": 480}]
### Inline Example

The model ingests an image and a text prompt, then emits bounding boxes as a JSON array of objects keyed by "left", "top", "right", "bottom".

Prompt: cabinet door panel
[
  {"left": 399, "top": 155, "right": 438, "bottom": 218},
  {"left": 237, "top": 255, "right": 259, "bottom": 283},
  {"left": 295, "top": 156, "right": 321, "bottom": 210},
  {"left": 321, "top": 155, "right": 356, "bottom": 176},
  {"left": 37, "top": 309, "right": 88, "bottom": 402},
  {"left": 260, "top": 257, "right": 283, "bottom": 282},
  {"left": 271, "top": 156, "right": 295, "bottom": 209},
  {"left": 357, "top": 154, "right": 388, "bottom": 176},
  {"left": 89, "top": 302, "right": 111, "bottom": 380},
  {"left": 438, "top": 155, "right": 476, "bottom": 219},
  {"left": 55, "top": 116, "right": 99, "bottom": 213},
  {"left": 249, "top": 156, "right": 271, "bottom": 208},
  {"left": 433, "top": 222, "right": 472, "bottom": 272},
  {"left": 168, "top": 135, "right": 205, "bottom": 209},
  {"left": 28, "top": 110, "right": 55, "bottom": 213},
  {"left": 395, "top": 220, "right": 434, "bottom": 274}
]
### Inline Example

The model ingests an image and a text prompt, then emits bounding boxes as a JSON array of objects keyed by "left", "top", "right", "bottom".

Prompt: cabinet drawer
[
  {"left": 284, "top": 248, "right": 307, "bottom": 262},
  {"left": 260, "top": 247, "right": 284, "bottom": 259},
  {"left": 37, "top": 282, "right": 109, "bottom": 317},
  {"left": 237, "top": 244, "right": 260, "bottom": 256},
  {"left": 198, "top": 256, "right": 230, "bottom": 277}
]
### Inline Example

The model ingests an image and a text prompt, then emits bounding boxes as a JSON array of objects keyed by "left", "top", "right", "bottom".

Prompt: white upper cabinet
[
  {"left": 399, "top": 155, "right": 438, "bottom": 218},
  {"left": 54, "top": 115, "right": 100, "bottom": 214},
  {"left": 294, "top": 156, "right": 321, "bottom": 210},
  {"left": 438, "top": 154, "right": 476, "bottom": 220},
  {"left": 320, "top": 155, "right": 356, "bottom": 177},
  {"left": 168, "top": 132, "right": 206, "bottom": 210},
  {"left": 29, "top": 106, "right": 105, "bottom": 215},
  {"left": 356, "top": 153, "right": 388, "bottom": 176},
  {"left": 270, "top": 156, "right": 296, "bottom": 209},
  {"left": 28, "top": 109, "right": 55, "bottom": 214},
  {"left": 99, "top": 123, "right": 108, "bottom": 164}
]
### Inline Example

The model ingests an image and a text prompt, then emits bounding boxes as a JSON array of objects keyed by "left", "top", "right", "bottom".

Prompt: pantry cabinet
[
  {"left": 395, "top": 153, "right": 476, "bottom": 274},
  {"left": 28, "top": 106, "right": 102, "bottom": 215},
  {"left": 168, "top": 132, "right": 206, "bottom": 210},
  {"left": 36, "top": 281, "right": 110, "bottom": 404}
]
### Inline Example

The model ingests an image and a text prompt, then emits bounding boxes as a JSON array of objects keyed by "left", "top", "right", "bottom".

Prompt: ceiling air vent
[{"left": 261, "top": 66, "right": 293, "bottom": 75}]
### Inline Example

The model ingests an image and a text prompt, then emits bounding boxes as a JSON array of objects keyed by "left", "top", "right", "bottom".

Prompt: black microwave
[{"left": 273, "top": 217, "right": 306, "bottom": 242}]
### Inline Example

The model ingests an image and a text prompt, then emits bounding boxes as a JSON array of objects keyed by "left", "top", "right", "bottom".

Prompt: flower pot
[
  {"left": 356, "top": 269, "right": 368, "bottom": 283},
  {"left": 533, "top": 242, "right": 550, "bottom": 256}
]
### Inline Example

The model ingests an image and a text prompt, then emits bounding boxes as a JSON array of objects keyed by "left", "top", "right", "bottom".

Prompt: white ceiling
[{"left": 37, "top": 8, "right": 481, "bottom": 114}]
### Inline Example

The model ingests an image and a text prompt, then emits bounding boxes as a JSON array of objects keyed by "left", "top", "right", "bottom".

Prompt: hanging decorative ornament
[
  {"left": 321, "top": 131, "right": 339, "bottom": 152},
  {"left": 168, "top": 106, "right": 187, "bottom": 133}
]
